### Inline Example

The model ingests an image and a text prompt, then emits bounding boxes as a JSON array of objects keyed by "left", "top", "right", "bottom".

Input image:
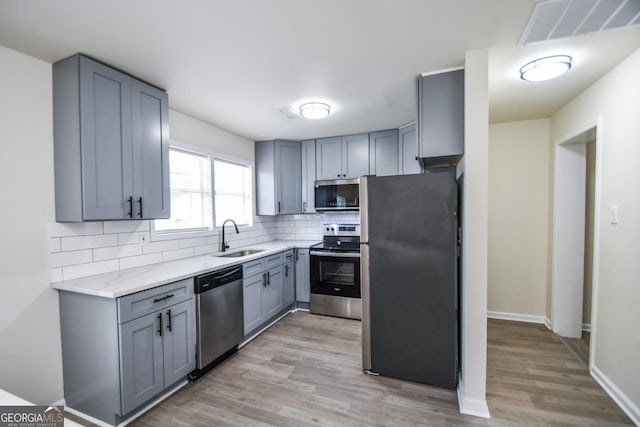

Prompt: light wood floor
[{"left": 71, "top": 312, "right": 632, "bottom": 426}]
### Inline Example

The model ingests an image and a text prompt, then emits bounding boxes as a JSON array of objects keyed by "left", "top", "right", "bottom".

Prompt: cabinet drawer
[
  {"left": 243, "top": 259, "right": 264, "bottom": 278},
  {"left": 118, "top": 278, "right": 193, "bottom": 324},
  {"left": 263, "top": 253, "right": 284, "bottom": 269},
  {"left": 283, "top": 250, "right": 294, "bottom": 262}
]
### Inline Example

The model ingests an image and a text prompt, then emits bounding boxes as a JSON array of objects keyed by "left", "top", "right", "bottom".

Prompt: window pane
[
  {"left": 155, "top": 149, "right": 212, "bottom": 232},
  {"left": 214, "top": 159, "right": 253, "bottom": 227}
]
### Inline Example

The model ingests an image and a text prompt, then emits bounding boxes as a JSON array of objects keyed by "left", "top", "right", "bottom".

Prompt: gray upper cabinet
[
  {"left": 132, "top": 81, "right": 170, "bottom": 220},
  {"left": 417, "top": 69, "right": 464, "bottom": 164},
  {"left": 399, "top": 123, "right": 421, "bottom": 175},
  {"left": 301, "top": 139, "right": 316, "bottom": 213},
  {"left": 342, "top": 133, "right": 370, "bottom": 179},
  {"left": 53, "top": 54, "right": 170, "bottom": 221},
  {"left": 256, "top": 140, "right": 302, "bottom": 215},
  {"left": 315, "top": 137, "right": 343, "bottom": 180},
  {"left": 369, "top": 130, "right": 399, "bottom": 176},
  {"left": 316, "top": 134, "right": 369, "bottom": 180}
]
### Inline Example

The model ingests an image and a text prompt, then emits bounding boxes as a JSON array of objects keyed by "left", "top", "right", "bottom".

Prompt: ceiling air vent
[
  {"left": 277, "top": 105, "right": 301, "bottom": 119},
  {"left": 520, "top": 0, "right": 640, "bottom": 44}
]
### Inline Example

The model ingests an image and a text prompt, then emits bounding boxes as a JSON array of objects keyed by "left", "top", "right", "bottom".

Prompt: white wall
[
  {"left": 488, "top": 119, "right": 550, "bottom": 318},
  {"left": 0, "top": 45, "right": 63, "bottom": 403},
  {"left": 458, "top": 48, "right": 489, "bottom": 418},
  {"left": 551, "top": 47, "right": 640, "bottom": 419}
]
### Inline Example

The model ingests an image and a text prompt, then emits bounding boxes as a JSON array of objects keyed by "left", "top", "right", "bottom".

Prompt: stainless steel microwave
[{"left": 314, "top": 179, "right": 360, "bottom": 211}]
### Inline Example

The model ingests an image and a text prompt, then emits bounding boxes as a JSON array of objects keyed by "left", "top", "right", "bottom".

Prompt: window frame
[{"left": 151, "top": 142, "right": 255, "bottom": 242}]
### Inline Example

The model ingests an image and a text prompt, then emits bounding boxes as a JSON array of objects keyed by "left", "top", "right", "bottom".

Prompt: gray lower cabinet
[
  {"left": 417, "top": 69, "right": 464, "bottom": 164},
  {"left": 295, "top": 248, "right": 310, "bottom": 304},
  {"left": 283, "top": 251, "right": 295, "bottom": 307},
  {"left": 256, "top": 140, "right": 302, "bottom": 215},
  {"left": 120, "top": 298, "right": 194, "bottom": 403},
  {"left": 369, "top": 129, "right": 399, "bottom": 176},
  {"left": 316, "top": 134, "right": 369, "bottom": 180},
  {"left": 242, "top": 250, "right": 295, "bottom": 336},
  {"left": 301, "top": 139, "right": 316, "bottom": 213},
  {"left": 399, "top": 123, "right": 420, "bottom": 174},
  {"left": 59, "top": 279, "right": 195, "bottom": 425},
  {"left": 53, "top": 54, "right": 169, "bottom": 222}
]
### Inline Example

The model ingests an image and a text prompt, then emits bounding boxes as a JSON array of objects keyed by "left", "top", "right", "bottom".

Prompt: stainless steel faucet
[{"left": 221, "top": 219, "right": 239, "bottom": 252}]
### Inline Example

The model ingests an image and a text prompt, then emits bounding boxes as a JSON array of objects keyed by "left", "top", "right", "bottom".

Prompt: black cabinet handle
[
  {"left": 278, "top": 201, "right": 281, "bottom": 213},
  {"left": 157, "top": 313, "right": 162, "bottom": 336},
  {"left": 267, "top": 271, "right": 270, "bottom": 286},
  {"left": 285, "top": 264, "right": 289, "bottom": 277},
  {"left": 153, "top": 294, "right": 174, "bottom": 303},
  {"left": 127, "top": 196, "right": 133, "bottom": 218},
  {"left": 166, "top": 309, "right": 172, "bottom": 332},
  {"left": 262, "top": 273, "right": 267, "bottom": 287},
  {"left": 137, "top": 197, "right": 143, "bottom": 218},
  {"left": 337, "top": 174, "right": 340, "bottom": 178}
]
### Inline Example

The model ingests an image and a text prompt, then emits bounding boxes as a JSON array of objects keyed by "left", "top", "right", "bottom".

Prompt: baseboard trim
[
  {"left": 544, "top": 317, "right": 552, "bottom": 330},
  {"left": 457, "top": 379, "right": 491, "bottom": 419},
  {"left": 591, "top": 365, "right": 640, "bottom": 426},
  {"left": 64, "top": 406, "right": 113, "bottom": 427},
  {"left": 487, "top": 310, "right": 547, "bottom": 325},
  {"left": 64, "top": 380, "right": 188, "bottom": 427}
]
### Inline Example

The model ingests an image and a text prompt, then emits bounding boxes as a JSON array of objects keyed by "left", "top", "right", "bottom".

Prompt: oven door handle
[{"left": 310, "top": 251, "right": 360, "bottom": 258}]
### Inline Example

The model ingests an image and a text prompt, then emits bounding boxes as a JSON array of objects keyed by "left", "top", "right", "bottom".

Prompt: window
[
  {"left": 152, "top": 147, "right": 253, "bottom": 240},
  {"left": 154, "top": 148, "right": 213, "bottom": 233},
  {"left": 213, "top": 159, "right": 253, "bottom": 227}
]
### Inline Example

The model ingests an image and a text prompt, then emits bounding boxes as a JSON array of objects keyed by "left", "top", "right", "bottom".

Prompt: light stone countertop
[{"left": 51, "top": 240, "right": 318, "bottom": 299}]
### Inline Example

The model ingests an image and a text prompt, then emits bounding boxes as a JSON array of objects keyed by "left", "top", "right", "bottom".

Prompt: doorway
[{"left": 551, "top": 120, "right": 601, "bottom": 370}]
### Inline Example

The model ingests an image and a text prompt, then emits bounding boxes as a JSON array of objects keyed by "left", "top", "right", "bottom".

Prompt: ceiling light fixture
[
  {"left": 299, "top": 102, "right": 330, "bottom": 119},
  {"left": 520, "top": 55, "right": 572, "bottom": 82}
]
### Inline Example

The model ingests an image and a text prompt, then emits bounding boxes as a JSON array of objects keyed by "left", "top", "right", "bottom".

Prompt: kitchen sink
[{"left": 215, "top": 249, "right": 265, "bottom": 258}]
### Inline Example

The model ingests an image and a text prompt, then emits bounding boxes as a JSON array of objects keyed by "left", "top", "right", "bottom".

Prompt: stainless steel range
[{"left": 309, "top": 224, "right": 361, "bottom": 320}]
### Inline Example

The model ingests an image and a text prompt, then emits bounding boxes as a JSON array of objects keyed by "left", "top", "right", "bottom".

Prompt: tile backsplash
[{"left": 48, "top": 211, "right": 359, "bottom": 282}]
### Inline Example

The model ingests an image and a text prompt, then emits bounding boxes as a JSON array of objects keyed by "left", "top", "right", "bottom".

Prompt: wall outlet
[
  {"left": 140, "top": 233, "right": 149, "bottom": 244},
  {"left": 610, "top": 205, "right": 619, "bottom": 224}
]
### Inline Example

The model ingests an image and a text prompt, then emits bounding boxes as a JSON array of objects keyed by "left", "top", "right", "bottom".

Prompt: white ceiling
[{"left": 1, "top": 0, "right": 639, "bottom": 140}]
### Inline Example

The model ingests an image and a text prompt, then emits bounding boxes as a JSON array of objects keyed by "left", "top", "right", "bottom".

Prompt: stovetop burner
[{"left": 311, "top": 223, "right": 361, "bottom": 253}]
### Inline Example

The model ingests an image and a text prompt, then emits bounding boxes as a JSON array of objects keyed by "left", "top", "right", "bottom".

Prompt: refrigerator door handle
[
  {"left": 359, "top": 176, "right": 369, "bottom": 244},
  {"left": 361, "top": 242, "right": 372, "bottom": 371}
]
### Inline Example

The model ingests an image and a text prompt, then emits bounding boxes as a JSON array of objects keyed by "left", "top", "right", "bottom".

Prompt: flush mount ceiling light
[
  {"left": 299, "top": 102, "right": 330, "bottom": 119},
  {"left": 520, "top": 55, "right": 572, "bottom": 82}
]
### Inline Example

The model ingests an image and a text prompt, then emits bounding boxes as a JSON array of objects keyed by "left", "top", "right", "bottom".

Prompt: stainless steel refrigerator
[{"left": 360, "top": 171, "right": 459, "bottom": 389}]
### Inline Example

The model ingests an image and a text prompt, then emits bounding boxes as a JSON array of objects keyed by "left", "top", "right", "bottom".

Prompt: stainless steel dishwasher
[{"left": 191, "top": 264, "right": 243, "bottom": 380}]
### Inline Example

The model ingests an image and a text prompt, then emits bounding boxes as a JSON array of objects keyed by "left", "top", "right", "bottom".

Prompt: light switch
[{"left": 610, "top": 205, "right": 619, "bottom": 224}]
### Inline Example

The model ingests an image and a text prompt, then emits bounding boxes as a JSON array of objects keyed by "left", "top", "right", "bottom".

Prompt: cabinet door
[
  {"left": 132, "top": 80, "right": 170, "bottom": 219},
  {"left": 275, "top": 141, "right": 302, "bottom": 214},
  {"left": 119, "top": 311, "right": 164, "bottom": 414},
  {"left": 418, "top": 70, "right": 464, "bottom": 159},
  {"left": 79, "top": 57, "right": 133, "bottom": 220},
  {"left": 316, "top": 137, "right": 343, "bottom": 180},
  {"left": 301, "top": 140, "right": 316, "bottom": 213},
  {"left": 263, "top": 267, "right": 284, "bottom": 319},
  {"left": 283, "top": 261, "right": 295, "bottom": 307},
  {"left": 369, "top": 130, "right": 399, "bottom": 177},
  {"left": 295, "top": 249, "right": 310, "bottom": 303},
  {"left": 399, "top": 123, "right": 421, "bottom": 175},
  {"left": 162, "top": 300, "right": 195, "bottom": 387},
  {"left": 342, "top": 134, "right": 370, "bottom": 179},
  {"left": 244, "top": 274, "right": 265, "bottom": 335}
]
